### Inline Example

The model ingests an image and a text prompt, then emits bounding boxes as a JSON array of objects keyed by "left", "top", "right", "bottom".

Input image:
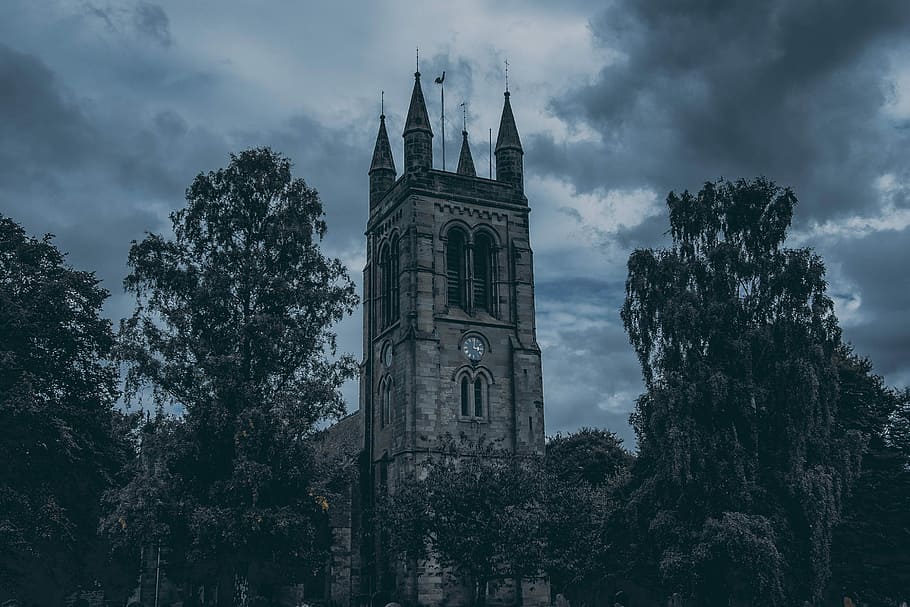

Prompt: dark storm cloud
[
  {"left": 541, "top": 0, "right": 910, "bottom": 222},
  {"left": 84, "top": 2, "right": 173, "bottom": 46},
  {"left": 525, "top": 0, "right": 910, "bottom": 438},
  {"left": 0, "top": 31, "right": 369, "bottom": 417},
  {"left": 0, "top": 45, "right": 94, "bottom": 174}
]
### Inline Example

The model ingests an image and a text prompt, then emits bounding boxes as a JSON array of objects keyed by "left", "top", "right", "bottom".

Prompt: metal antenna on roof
[{"left": 489, "top": 128, "right": 492, "bottom": 178}]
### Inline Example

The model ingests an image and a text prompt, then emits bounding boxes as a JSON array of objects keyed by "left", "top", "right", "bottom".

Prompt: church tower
[{"left": 360, "top": 70, "right": 546, "bottom": 607}]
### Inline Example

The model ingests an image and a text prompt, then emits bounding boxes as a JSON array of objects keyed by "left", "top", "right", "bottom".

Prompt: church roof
[
  {"left": 495, "top": 91, "right": 523, "bottom": 153},
  {"left": 369, "top": 114, "right": 396, "bottom": 175},
  {"left": 403, "top": 72, "right": 433, "bottom": 137},
  {"left": 456, "top": 130, "right": 476, "bottom": 177},
  {"left": 315, "top": 410, "right": 363, "bottom": 470}
]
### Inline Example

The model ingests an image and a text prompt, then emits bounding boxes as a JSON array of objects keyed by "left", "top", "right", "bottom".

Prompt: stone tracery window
[
  {"left": 458, "top": 371, "right": 489, "bottom": 420},
  {"left": 380, "top": 379, "right": 392, "bottom": 428}
]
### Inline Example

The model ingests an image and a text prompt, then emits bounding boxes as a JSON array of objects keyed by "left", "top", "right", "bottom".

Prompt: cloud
[
  {"left": 540, "top": 0, "right": 910, "bottom": 396},
  {"left": 83, "top": 2, "right": 173, "bottom": 46}
]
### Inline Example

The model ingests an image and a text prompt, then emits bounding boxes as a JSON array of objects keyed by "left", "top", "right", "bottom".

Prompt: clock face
[{"left": 462, "top": 336, "right": 485, "bottom": 362}]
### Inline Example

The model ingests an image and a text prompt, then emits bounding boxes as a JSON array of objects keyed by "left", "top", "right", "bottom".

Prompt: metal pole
[
  {"left": 489, "top": 128, "right": 492, "bottom": 178},
  {"left": 154, "top": 542, "right": 161, "bottom": 607},
  {"left": 441, "top": 83, "right": 445, "bottom": 170}
]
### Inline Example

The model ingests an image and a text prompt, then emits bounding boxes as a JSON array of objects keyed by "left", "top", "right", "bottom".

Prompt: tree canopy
[
  {"left": 104, "top": 148, "right": 358, "bottom": 604},
  {"left": 379, "top": 438, "right": 548, "bottom": 607},
  {"left": 0, "top": 215, "right": 132, "bottom": 605},
  {"left": 546, "top": 427, "right": 633, "bottom": 488},
  {"left": 621, "top": 178, "right": 862, "bottom": 605}
]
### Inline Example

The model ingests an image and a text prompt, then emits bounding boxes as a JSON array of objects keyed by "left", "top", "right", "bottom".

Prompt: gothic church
[{"left": 322, "top": 67, "right": 547, "bottom": 607}]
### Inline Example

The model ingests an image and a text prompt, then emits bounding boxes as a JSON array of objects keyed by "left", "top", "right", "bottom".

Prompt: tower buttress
[
  {"left": 402, "top": 72, "right": 433, "bottom": 172},
  {"left": 495, "top": 91, "right": 523, "bottom": 191}
]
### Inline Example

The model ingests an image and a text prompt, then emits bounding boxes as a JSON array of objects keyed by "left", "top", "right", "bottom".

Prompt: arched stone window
[
  {"left": 473, "top": 232, "right": 494, "bottom": 314},
  {"left": 473, "top": 377, "right": 485, "bottom": 417},
  {"left": 457, "top": 369, "right": 490, "bottom": 420},
  {"left": 379, "top": 236, "right": 400, "bottom": 327},
  {"left": 380, "top": 379, "right": 392, "bottom": 428},
  {"left": 378, "top": 244, "right": 390, "bottom": 326},
  {"left": 446, "top": 228, "right": 467, "bottom": 309}
]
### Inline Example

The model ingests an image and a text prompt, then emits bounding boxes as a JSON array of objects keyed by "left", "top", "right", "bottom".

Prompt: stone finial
[
  {"left": 495, "top": 91, "right": 523, "bottom": 190},
  {"left": 456, "top": 130, "right": 476, "bottom": 177},
  {"left": 369, "top": 114, "right": 396, "bottom": 206},
  {"left": 403, "top": 72, "right": 433, "bottom": 172}
]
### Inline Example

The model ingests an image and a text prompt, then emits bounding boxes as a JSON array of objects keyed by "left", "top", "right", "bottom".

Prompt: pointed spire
[
  {"left": 369, "top": 113, "right": 396, "bottom": 207},
  {"left": 370, "top": 114, "right": 396, "bottom": 175},
  {"left": 495, "top": 91, "right": 524, "bottom": 191},
  {"left": 456, "top": 130, "right": 476, "bottom": 177},
  {"left": 495, "top": 91, "right": 522, "bottom": 153},
  {"left": 403, "top": 72, "right": 434, "bottom": 172},
  {"left": 403, "top": 72, "right": 433, "bottom": 138}
]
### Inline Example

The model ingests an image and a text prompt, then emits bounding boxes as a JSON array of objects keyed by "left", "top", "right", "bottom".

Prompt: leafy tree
[
  {"left": 0, "top": 215, "right": 133, "bottom": 605},
  {"left": 620, "top": 178, "right": 862, "bottom": 605},
  {"left": 546, "top": 427, "right": 634, "bottom": 488},
  {"left": 105, "top": 148, "right": 358, "bottom": 604},
  {"left": 544, "top": 429, "right": 634, "bottom": 602},
  {"left": 380, "top": 438, "right": 547, "bottom": 607},
  {"left": 827, "top": 352, "right": 910, "bottom": 604}
]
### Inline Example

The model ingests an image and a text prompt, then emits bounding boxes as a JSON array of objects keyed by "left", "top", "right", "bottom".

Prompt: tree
[
  {"left": 0, "top": 215, "right": 133, "bottom": 605},
  {"left": 620, "top": 178, "right": 862, "bottom": 605},
  {"left": 546, "top": 427, "right": 634, "bottom": 488},
  {"left": 826, "top": 352, "right": 910, "bottom": 604},
  {"left": 380, "top": 438, "right": 547, "bottom": 607},
  {"left": 544, "top": 429, "right": 634, "bottom": 602},
  {"left": 105, "top": 148, "right": 358, "bottom": 604}
]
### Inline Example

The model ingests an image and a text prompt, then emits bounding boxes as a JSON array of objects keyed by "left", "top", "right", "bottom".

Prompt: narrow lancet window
[
  {"left": 473, "top": 233, "right": 494, "bottom": 314},
  {"left": 447, "top": 229, "right": 467, "bottom": 309}
]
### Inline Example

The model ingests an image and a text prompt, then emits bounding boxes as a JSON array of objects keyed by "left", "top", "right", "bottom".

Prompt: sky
[{"left": 2, "top": 0, "right": 909, "bottom": 448}]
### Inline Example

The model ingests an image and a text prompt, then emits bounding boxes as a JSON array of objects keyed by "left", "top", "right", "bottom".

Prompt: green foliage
[
  {"left": 621, "top": 178, "right": 861, "bottom": 605},
  {"left": 827, "top": 355, "right": 910, "bottom": 604},
  {"left": 0, "top": 215, "right": 134, "bottom": 604},
  {"left": 104, "top": 148, "right": 358, "bottom": 602},
  {"left": 546, "top": 427, "right": 633, "bottom": 488},
  {"left": 382, "top": 433, "right": 632, "bottom": 606},
  {"left": 379, "top": 438, "right": 548, "bottom": 607},
  {"left": 544, "top": 428, "right": 633, "bottom": 598}
]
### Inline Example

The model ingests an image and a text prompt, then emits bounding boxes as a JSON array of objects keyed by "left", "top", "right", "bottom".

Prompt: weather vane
[
  {"left": 460, "top": 101, "right": 467, "bottom": 131},
  {"left": 381, "top": 90, "right": 384, "bottom": 116},
  {"left": 505, "top": 58, "right": 509, "bottom": 93}
]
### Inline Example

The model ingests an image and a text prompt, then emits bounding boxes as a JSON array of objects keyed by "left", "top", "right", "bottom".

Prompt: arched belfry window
[
  {"left": 378, "top": 245, "right": 389, "bottom": 326},
  {"left": 458, "top": 370, "right": 490, "bottom": 420},
  {"left": 379, "top": 236, "right": 400, "bottom": 327},
  {"left": 380, "top": 379, "right": 392, "bottom": 428},
  {"left": 446, "top": 229, "right": 467, "bottom": 309},
  {"left": 473, "top": 232, "right": 494, "bottom": 314}
]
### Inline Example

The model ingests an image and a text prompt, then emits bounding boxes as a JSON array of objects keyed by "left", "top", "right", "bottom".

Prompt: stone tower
[{"left": 361, "top": 71, "right": 546, "bottom": 607}]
